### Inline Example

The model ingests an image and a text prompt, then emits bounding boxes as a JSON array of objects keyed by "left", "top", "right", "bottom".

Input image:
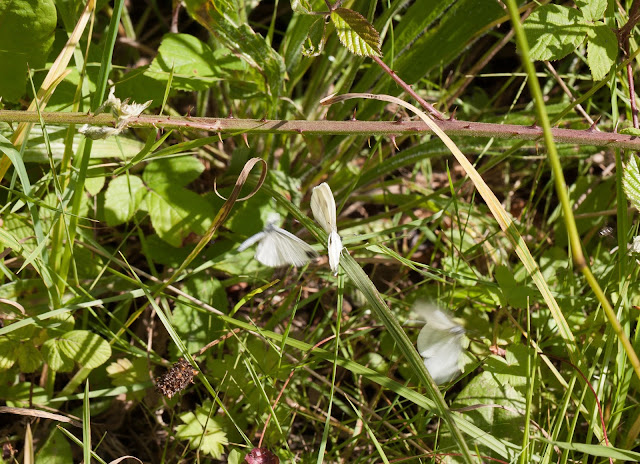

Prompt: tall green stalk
[{"left": 56, "top": 0, "right": 126, "bottom": 298}]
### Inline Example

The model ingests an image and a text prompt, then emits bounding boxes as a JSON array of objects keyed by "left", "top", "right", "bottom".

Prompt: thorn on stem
[
  {"left": 390, "top": 135, "right": 399, "bottom": 151},
  {"left": 351, "top": 108, "right": 358, "bottom": 121},
  {"left": 587, "top": 116, "right": 601, "bottom": 132},
  {"left": 242, "top": 132, "right": 250, "bottom": 148},
  {"left": 228, "top": 110, "right": 234, "bottom": 119},
  {"left": 217, "top": 132, "right": 223, "bottom": 143},
  {"left": 448, "top": 107, "right": 457, "bottom": 121}
]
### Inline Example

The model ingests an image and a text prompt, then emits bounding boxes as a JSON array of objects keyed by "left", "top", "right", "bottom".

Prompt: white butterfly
[
  {"left": 238, "top": 212, "right": 318, "bottom": 267},
  {"left": 415, "top": 302, "right": 465, "bottom": 385},
  {"left": 310, "top": 183, "right": 343, "bottom": 275}
]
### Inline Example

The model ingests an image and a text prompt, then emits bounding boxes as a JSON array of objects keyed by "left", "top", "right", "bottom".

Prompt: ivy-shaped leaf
[
  {"left": 586, "top": 24, "right": 617, "bottom": 81},
  {"left": 175, "top": 400, "right": 228, "bottom": 459},
  {"left": 623, "top": 155, "right": 640, "bottom": 211},
  {"left": 330, "top": 8, "right": 382, "bottom": 57},
  {"left": 104, "top": 175, "right": 147, "bottom": 226},
  {"left": 523, "top": 5, "right": 587, "bottom": 61}
]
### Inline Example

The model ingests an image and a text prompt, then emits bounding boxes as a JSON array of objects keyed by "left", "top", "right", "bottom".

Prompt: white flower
[{"left": 80, "top": 87, "right": 151, "bottom": 138}]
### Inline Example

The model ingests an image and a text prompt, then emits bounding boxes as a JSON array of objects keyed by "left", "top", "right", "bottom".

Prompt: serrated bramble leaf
[
  {"left": 330, "top": 8, "right": 382, "bottom": 57},
  {"left": 41, "top": 338, "right": 75, "bottom": 372},
  {"left": 623, "top": 155, "right": 640, "bottom": 211},
  {"left": 58, "top": 330, "right": 111, "bottom": 369},
  {"left": 586, "top": 24, "right": 617, "bottom": 81},
  {"left": 575, "top": 0, "right": 607, "bottom": 21},
  {"left": 523, "top": 5, "right": 586, "bottom": 61}
]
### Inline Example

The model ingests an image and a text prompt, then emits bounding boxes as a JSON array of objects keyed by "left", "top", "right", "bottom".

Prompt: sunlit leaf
[{"left": 330, "top": 8, "right": 381, "bottom": 57}]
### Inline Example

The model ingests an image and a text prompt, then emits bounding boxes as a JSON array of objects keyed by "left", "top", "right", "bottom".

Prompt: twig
[
  {"left": 371, "top": 55, "right": 445, "bottom": 120},
  {"left": 2, "top": 110, "right": 640, "bottom": 149}
]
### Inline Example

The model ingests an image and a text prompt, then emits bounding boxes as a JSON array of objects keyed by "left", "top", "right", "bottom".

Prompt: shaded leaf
[
  {"left": 143, "top": 157, "right": 204, "bottom": 188},
  {"left": 146, "top": 186, "right": 214, "bottom": 247},
  {"left": 184, "top": 0, "right": 285, "bottom": 108},
  {"left": 0, "top": 0, "right": 57, "bottom": 101},
  {"left": 302, "top": 17, "right": 327, "bottom": 57},
  {"left": 58, "top": 330, "right": 111, "bottom": 369},
  {"left": 586, "top": 23, "right": 617, "bottom": 81},
  {"left": 104, "top": 175, "right": 147, "bottom": 226},
  {"left": 523, "top": 5, "right": 586, "bottom": 61},
  {"left": 330, "top": 8, "right": 381, "bottom": 57},
  {"left": 146, "top": 33, "right": 248, "bottom": 91}
]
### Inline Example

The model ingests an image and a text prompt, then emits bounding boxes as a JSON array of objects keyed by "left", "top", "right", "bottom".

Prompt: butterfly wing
[
  {"left": 415, "top": 302, "right": 465, "bottom": 385},
  {"left": 254, "top": 226, "right": 318, "bottom": 267},
  {"left": 311, "top": 183, "right": 337, "bottom": 234},
  {"left": 237, "top": 231, "right": 266, "bottom": 252}
]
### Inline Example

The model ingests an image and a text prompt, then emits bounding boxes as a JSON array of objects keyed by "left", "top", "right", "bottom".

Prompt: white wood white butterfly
[
  {"left": 310, "top": 183, "right": 343, "bottom": 275},
  {"left": 415, "top": 302, "right": 465, "bottom": 385},
  {"left": 238, "top": 212, "right": 317, "bottom": 267}
]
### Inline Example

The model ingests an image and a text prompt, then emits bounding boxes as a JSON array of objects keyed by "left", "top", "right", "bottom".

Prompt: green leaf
[
  {"left": 494, "top": 265, "right": 536, "bottom": 309},
  {"left": 17, "top": 341, "right": 42, "bottom": 373},
  {"left": 0, "top": 337, "right": 19, "bottom": 370},
  {"left": 586, "top": 24, "right": 617, "bottom": 81},
  {"left": 184, "top": 0, "right": 285, "bottom": 109},
  {"left": 290, "top": 0, "right": 313, "bottom": 15},
  {"left": 142, "top": 156, "right": 204, "bottom": 187},
  {"left": 35, "top": 428, "right": 73, "bottom": 464},
  {"left": 623, "top": 155, "right": 640, "bottom": 211},
  {"left": 58, "top": 330, "right": 112, "bottom": 369},
  {"left": 41, "top": 338, "right": 75, "bottom": 372},
  {"left": 619, "top": 127, "right": 640, "bottom": 136},
  {"left": 146, "top": 33, "right": 248, "bottom": 91},
  {"left": 302, "top": 16, "right": 327, "bottom": 57},
  {"left": 43, "top": 330, "right": 111, "bottom": 372},
  {"left": 175, "top": 400, "right": 228, "bottom": 458},
  {"left": 171, "top": 274, "right": 228, "bottom": 356},
  {"left": 104, "top": 175, "right": 147, "bottom": 226},
  {"left": 523, "top": 5, "right": 586, "bottom": 61},
  {"left": 0, "top": 0, "right": 57, "bottom": 101},
  {"left": 330, "top": 8, "right": 381, "bottom": 57},
  {"left": 575, "top": 0, "right": 607, "bottom": 21},
  {"left": 146, "top": 186, "right": 214, "bottom": 247}
]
